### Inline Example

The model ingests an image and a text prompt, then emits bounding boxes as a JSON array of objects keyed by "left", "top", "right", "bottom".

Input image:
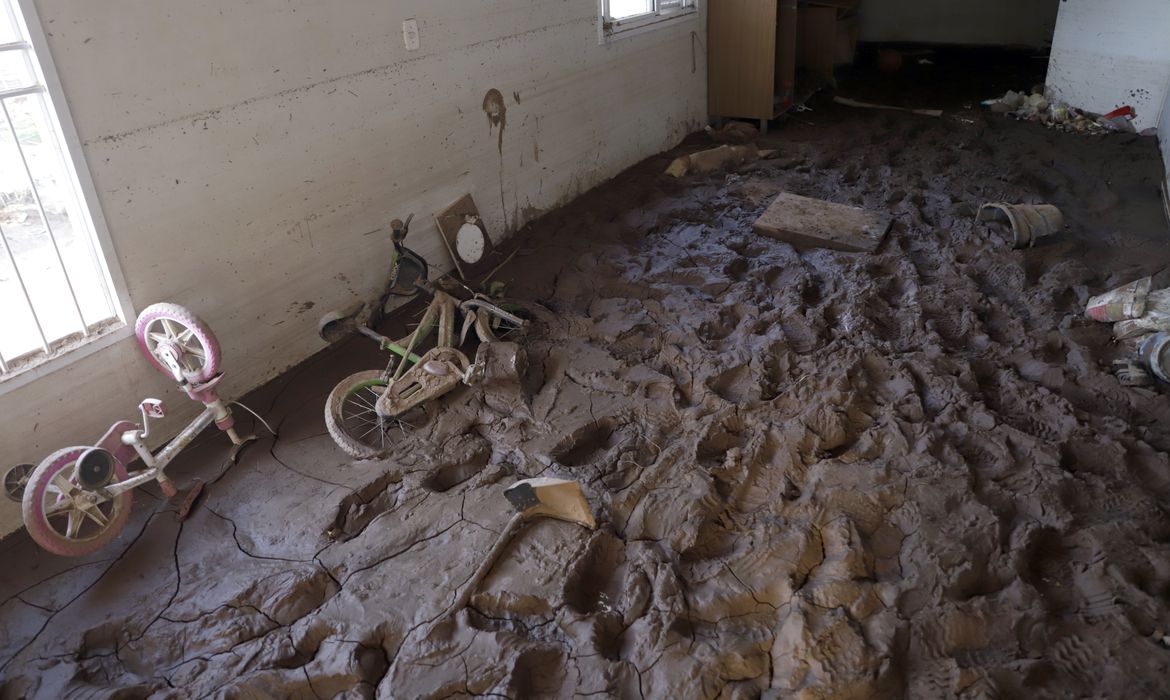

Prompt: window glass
[
  {"left": 0, "top": 4, "right": 19, "bottom": 44},
  {"left": 6, "top": 94, "right": 114, "bottom": 328},
  {"left": 609, "top": 0, "right": 654, "bottom": 20},
  {"left": 0, "top": 49, "right": 35, "bottom": 91}
]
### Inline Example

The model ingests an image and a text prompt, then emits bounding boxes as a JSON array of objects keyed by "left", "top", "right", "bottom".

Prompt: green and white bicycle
[{"left": 319, "top": 215, "right": 547, "bottom": 459}]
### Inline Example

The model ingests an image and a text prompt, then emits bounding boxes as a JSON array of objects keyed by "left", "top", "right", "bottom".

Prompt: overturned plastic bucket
[
  {"left": 977, "top": 203, "right": 1064, "bottom": 248},
  {"left": 1086, "top": 276, "right": 1151, "bottom": 322},
  {"left": 1139, "top": 332, "right": 1170, "bottom": 383}
]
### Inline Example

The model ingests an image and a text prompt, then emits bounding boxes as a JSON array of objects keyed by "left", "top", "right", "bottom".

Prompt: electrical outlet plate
[{"left": 403, "top": 19, "right": 420, "bottom": 51}]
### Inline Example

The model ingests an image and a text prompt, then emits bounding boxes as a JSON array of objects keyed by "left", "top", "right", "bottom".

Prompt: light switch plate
[{"left": 402, "top": 19, "right": 420, "bottom": 51}]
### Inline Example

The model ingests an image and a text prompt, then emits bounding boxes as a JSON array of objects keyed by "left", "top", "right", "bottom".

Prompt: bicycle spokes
[
  {"left": 3, "top": 463, "right": 33, "bottom": 502},
  {"left": 43, "top": 472, "right": 116, "bottom": 538},
  {"left": 341, "top": 382, "right": 394, "bottom": 453}
]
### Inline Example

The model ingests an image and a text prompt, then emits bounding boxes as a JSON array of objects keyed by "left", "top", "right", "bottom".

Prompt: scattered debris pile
[
  {"left": 1085, "top": 276, "right": 1170, "bottom": 385},
  {"left": 665, "top": 144, "right": 762, "bottom": 177},
  {"left": 704, "top": 121, "right": 760, "bottom": 144},
  {"left": 983, "top": 89, "right": 1142, "bottom": 134}
]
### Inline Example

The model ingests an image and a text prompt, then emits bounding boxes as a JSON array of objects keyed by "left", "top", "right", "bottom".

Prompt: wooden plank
[
  {"left": 708, "top": 0, "right": 777, "bottom": 120},
  {"left": 753, "top": 192, "right": 891, "bottom": 252}
]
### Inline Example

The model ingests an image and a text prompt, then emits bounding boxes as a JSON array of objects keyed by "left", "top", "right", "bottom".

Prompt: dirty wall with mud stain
[{"left": 0, "top": 1, "right": 707, "bottom": 537}]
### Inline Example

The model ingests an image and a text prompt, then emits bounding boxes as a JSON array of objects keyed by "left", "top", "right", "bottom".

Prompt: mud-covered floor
[{"left": 5, "top": 52, "right": 1170, "bottom": 698}]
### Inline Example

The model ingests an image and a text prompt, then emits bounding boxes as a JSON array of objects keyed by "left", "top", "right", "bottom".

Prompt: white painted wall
[
  {"left": 0, "top": 0, "right": 707, "bottom": 536},
  {"left": 859, "top": 0, "right": 1059, "bottom": 47},
  {"left": 1046, "top": 0, "right": 1170, "bottom": 132}
]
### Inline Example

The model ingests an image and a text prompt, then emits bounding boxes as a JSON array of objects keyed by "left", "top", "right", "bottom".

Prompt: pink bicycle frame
[{"left": 91, "top": 375, "right": 247, "bottom": 500}]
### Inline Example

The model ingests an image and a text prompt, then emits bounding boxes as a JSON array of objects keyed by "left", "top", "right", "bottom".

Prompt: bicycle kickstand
[
  {"left": 227, "top": 430, "right": 258, "bottom": 464},
  {"left": 158, "top": 474, "right": 206, "bottom": 522}
]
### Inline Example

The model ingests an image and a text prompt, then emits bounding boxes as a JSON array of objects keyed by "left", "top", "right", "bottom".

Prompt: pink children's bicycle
[{"left": 3, "top": 303, "right": 262, "bottom": 556}]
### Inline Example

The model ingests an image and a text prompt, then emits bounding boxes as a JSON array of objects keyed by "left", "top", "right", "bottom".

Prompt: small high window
[{"left": 602, "top": 0, "right": 698, "bottom": 39}]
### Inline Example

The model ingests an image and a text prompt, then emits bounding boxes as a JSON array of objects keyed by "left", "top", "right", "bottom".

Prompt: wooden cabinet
[{"left": 708, "top": 0, "right": 858, "bottom": 131}]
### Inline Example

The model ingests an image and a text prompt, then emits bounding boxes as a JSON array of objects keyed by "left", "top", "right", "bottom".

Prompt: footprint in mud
[
  {"left": 878, "top": 269, "right": 914, "bottom": 308},
  {"left": 1019, "top": 527, "right": 1075, "bottom": 614},
  {"left": 1058, "top": 439, "right": 1125, "bottom": 478},
  {"left": 422, "top": 457, "right": 489, "bottom": 493},
  {"left": 1049, "top": 633, "right": 1111, "bottom": 683},
  {"left": 1002, "top": 404, "right": 1072, "bottom": 445},
  {"left": 1077, "top": 582, "right": 1124, "bottom": 623},
  {"left": 762, "top": 263, "right": 806, "bottom": 293},
  {"left": 705, "top": 363, "right": 757, "bottom": 404},
  {"left": 699, "top": 306, "right": 742, "bottom": 343},
  {"left": 924, "top": 305, "right": 970, "bottom": 346},
  {"left": 908, "top": 247, "right": 948, "bottom": 281},
  {"left": 724, "top": 238, "right": 767, "bottom": 257},
  {"left": 955, "top": 436, "right": 1011, "bottom": 478},
  {"left": 660, "top": 269, "right": 708, "bottom": 287},
  {"left": 555, "top": 417, "right": 624, "bottom": 467},
  {"left": 917, "top": 610, "right": 995, "bottom": 662},
  {"left": 421, "top": 433, "right": 492, "bottom": 492},
  {"left": 696, "top": 414, "right": 750, "bottom": 470},
  {"left": 723, "top": 257, "right": 750, "bottom": 282},
  {"left": 328, "top": 472, "right": 403, "bottom": 541},
  {"left": 609, "top": 326, "right": 663, "bottom": 367},
  {"left": 1059, "top": 374, "right": 1132, "bottom": 420},
  {"left": 507, "top": 649, "right": 569, "bottom": 697},
  {"left": 973, "top": 368, "right": 1073, "bottom": 444},
  {"left": 980, "top": 304, "right": 1022, "bottom": 345},
  {"left": 780, "top": 314, "right": 818, "bottom": 354},
  {"left": 564, "top": 532, "right": 627, "bottom": 615},
  {"left": 975, "top": 260, "right": 1026, "bottom": 297},
  {"left": 798, "top": 404, "right": 866, "bottom": 460},
  {"left": 863, "top": 296, "right": 906, "bottom": 343},
  {"left": 760, "top": 343, "right": 794, "bottom": 401},
  {"left": 801, "top": 279, "right": 823, "bottom": 307}
]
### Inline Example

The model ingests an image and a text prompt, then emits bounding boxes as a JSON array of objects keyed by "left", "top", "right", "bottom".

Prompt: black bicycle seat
[{"left": 388, "top": 246, "right": 428, "bottom": 296}]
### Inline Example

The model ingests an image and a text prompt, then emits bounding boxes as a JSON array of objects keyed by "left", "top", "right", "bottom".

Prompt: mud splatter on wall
[
  {"left": 483, "top": 87, "right": 510, "bottom": 230},
  {"left": 482, "top": 88, "right": 507, "bottom": 155}
]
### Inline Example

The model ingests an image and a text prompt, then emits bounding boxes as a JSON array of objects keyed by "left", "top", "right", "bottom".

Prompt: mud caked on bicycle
[
  {"left": 2, "top": 214, "right": 550, "bottom": 555},
  {"left": 318, "top": 213, "right": 550, "bottom": 459}
]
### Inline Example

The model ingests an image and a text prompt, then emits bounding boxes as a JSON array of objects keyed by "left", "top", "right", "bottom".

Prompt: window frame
[
  {"left": 0, "top": 0, "right": 133, "bottom": 395},
  {"left": 599, "top": 0, "right": 699, "bottom": 42}
]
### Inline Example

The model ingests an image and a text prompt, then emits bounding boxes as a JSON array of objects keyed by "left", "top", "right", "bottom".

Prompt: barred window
[{"left": 0, "top": 0, "right": 126, "bottom": 381}]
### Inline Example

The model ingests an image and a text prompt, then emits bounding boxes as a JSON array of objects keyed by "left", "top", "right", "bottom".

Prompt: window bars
[{"left": 0, "top": 0, "right": 119, "bottom": 376}]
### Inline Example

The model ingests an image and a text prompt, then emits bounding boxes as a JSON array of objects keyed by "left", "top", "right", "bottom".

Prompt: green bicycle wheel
[{"left": 325, "top": 370, "right": 394, "bottom": 460}]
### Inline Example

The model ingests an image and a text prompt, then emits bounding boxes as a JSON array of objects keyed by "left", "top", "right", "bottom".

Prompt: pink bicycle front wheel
[
  {"left": 135, "top": 303, "right": 221, "bottom": 383},
  {"left": 22, "top": 448, "right": 133, "bottom": 557}
]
